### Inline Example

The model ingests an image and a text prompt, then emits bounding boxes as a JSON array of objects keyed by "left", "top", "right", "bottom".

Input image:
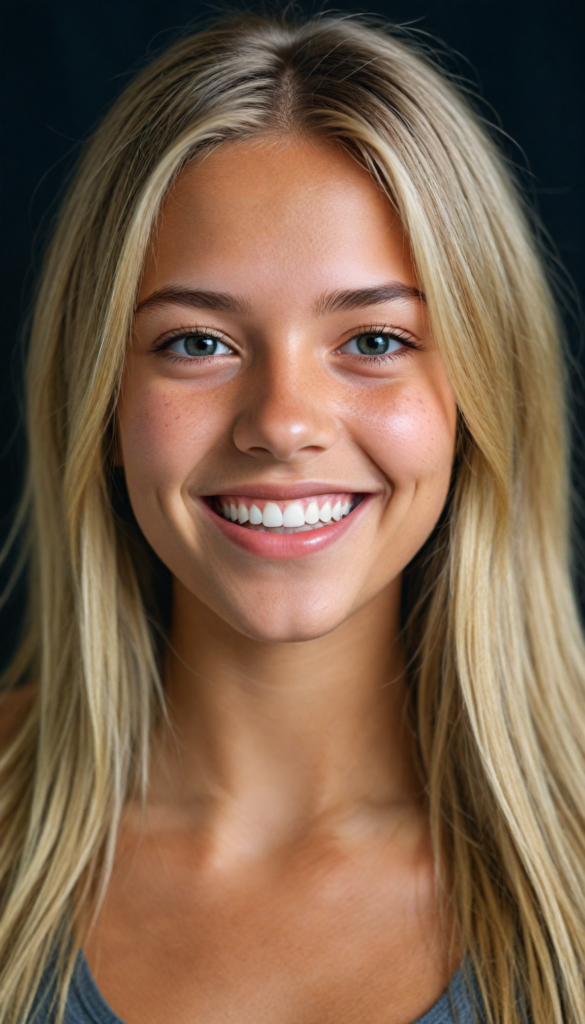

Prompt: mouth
[
  {"left": 207, "top": 492, "right": 363, "bottom": 534},
  {"left": 198, "top": 488, "right": 372, "bottom": 559}
]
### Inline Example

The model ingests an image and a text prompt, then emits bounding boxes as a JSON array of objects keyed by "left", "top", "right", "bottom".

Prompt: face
[{"left": 118, "top": 137, "right": 457, "bottom": 642}]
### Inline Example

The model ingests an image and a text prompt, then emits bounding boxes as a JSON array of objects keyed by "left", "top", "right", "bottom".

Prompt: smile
[
  {"left": 199, "top": 489, "right": 371, "bottom": 559},
  {"left": 213, "top": 493, "right": 358, "bottom": 533}
]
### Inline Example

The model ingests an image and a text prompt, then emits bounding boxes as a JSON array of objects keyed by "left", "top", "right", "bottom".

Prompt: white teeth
[
  {"left": 262, "top": 502, "right": 283, "bottom": 527},
  {"left": 305, "top": 501, "right": 320, "bottom": 524},
  {"left": 218, "top": 495, "right": 357, "bottom": 529},
  {"left": 319, "top": 501, "right": 332, "bottom": 523},
  {"left": 282, "top": 502, "right": 305, "bottom": 527}
]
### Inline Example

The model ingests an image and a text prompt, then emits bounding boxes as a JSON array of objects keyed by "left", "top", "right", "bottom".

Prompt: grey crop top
[{"left": 30, "top": 951, "right": 484, "bottom": 1023}]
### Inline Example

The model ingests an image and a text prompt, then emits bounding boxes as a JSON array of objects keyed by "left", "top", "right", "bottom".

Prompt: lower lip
[{"left": 199, "top": 496, "right": 372, "bottom": 559}]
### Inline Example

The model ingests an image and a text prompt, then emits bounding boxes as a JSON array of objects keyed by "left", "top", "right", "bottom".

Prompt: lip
[
  {"left": 203, "top": 481, "right": 369, "bottom": 502},
  {"left": 198, "top": 493, "right": 373, "bottom": 559}
]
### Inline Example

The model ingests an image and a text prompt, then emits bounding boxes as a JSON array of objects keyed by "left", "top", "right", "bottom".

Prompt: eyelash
[
  {"left": 339, "top": 324, "right": 421, "bottom": 364},
  {"left": 152, "top": 324, "right": 421, "bottom": 365},
  {"left": 153, "top": 326, "right": 229, "bottom": 364}
]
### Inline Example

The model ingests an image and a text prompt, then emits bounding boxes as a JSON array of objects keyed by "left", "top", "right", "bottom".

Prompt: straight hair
[{"left": 1, "top": 13, "right": 584, "bottom": 1023}]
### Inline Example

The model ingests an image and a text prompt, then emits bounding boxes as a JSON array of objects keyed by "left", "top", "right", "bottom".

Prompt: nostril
[{"left": 245, "top": 444, "right": 327, "bottom": 460}]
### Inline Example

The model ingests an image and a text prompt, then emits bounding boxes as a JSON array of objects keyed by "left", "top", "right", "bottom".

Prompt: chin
[{"left": 218, "top": 595, "right": 350, "bottom": 645}]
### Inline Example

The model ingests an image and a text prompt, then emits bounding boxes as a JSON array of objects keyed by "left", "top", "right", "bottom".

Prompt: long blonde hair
[{"left": 1, "top": 12, "right": 584, "bottom": 1023}]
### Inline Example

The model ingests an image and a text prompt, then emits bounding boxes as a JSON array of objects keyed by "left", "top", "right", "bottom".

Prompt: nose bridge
[{"left": 232, "top": 342, "right": 337, "bottom": 460}]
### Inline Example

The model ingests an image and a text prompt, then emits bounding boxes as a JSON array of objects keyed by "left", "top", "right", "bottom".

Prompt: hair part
[{"left": 1, "top": 11, "right": 585, "bottom": 1022}]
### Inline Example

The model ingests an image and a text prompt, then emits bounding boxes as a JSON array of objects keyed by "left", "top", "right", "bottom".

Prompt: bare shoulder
[{"left": 0, "top": 683, "right": 38, "bottom": 752}]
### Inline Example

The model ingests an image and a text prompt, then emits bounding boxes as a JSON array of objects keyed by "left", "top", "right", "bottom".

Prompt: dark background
[{"left": 1, "top": 0, "right": 583, "bottom": 669}]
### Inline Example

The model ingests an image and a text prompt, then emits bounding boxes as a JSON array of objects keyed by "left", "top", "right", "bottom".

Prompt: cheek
[
  {"left": 117, "top": 377, "right": 226, "bottom": 493},
  {"left": 349, "top": 384, "right": 457, "bottom": 489}
]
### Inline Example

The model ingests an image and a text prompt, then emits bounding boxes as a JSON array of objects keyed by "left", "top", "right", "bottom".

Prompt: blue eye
[
  {"left": 339, "top": 332, "right": 403, "bottom": 356},
  {"left": 166, "top": 333, "right": 233, "bottom": 357}
]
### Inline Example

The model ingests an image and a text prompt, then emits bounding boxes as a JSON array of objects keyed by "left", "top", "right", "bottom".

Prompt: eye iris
[
  {"left": 183, "top": 334, "right": 218, "bottom": 356},
  {"left": 356, "top": 333, "right": 390, "bottom": 355}
]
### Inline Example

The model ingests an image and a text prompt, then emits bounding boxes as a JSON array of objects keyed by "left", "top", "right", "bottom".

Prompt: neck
[{"left": 149, "top": 577, "right": 422, "bottom": 859}]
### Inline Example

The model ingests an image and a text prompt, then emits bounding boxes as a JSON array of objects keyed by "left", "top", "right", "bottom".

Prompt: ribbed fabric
[{"left": 30, "top": 951, "right": 484, "bottom": 1024}]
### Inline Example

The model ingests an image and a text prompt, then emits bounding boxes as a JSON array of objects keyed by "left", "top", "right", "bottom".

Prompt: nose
[{"left": 232, "top": 358, "right": 338, "bottom": 462}]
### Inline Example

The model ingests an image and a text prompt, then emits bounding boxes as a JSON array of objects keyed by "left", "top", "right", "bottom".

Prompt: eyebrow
[
  {"left": 135, "top": 287, "right": 250, "bottom": 316},
  {"left": 314, "top": 283, "right": 425, "bottom": 315},
  {"left": 135, "top": 281, "right": 424, "bottom": 318}
]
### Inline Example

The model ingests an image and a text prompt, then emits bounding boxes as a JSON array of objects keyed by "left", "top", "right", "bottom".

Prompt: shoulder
[{"left": 0, "top": 683, "right": 38, "bottom": 752}]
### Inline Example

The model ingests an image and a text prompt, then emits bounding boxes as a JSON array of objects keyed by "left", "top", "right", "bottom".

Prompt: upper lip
[{"left": 203, "top": 482, "right": 374, "bottom": 501}]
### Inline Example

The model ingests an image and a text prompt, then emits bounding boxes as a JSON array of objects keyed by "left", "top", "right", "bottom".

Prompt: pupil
[
  {"left": 356, "top": 334, "right": 389, "bottom": 355},
  {"left": 184, "top": 335, "right": 217, "bottom": 356}
]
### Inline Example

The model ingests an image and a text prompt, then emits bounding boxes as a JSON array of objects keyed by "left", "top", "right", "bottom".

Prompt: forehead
[{"left": 138, "top": 137, "right": 417, "bottom": 303}]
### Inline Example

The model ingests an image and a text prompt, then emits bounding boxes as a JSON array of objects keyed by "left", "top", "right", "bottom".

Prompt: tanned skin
[{"left": 37, "top": 137, "right": 460, "bottom": 1023}]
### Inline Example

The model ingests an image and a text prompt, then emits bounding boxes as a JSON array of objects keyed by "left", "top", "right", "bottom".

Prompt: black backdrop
[{"left": 1, "top": 0, "right": 583, "bottom": 669}]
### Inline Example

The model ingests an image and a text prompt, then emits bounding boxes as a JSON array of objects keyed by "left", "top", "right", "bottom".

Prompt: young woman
[{"left": 1, "top": 12, "right": 584, "bottom": 1024}]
